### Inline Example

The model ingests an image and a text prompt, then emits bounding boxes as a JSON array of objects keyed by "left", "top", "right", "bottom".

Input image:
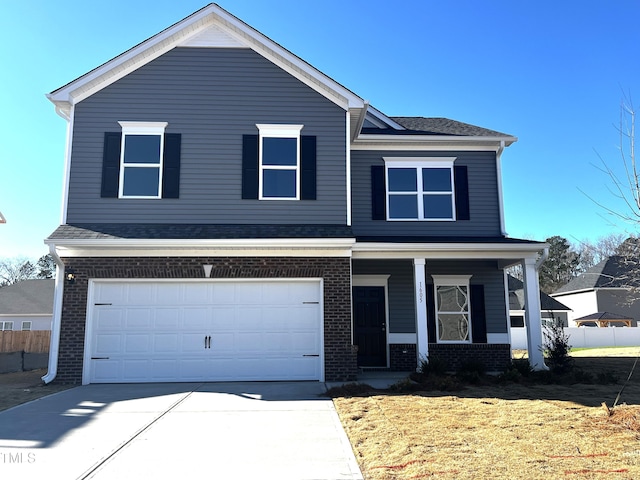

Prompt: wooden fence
[{"left": 0, "top": 331, "right": 51, "bottom": 353}]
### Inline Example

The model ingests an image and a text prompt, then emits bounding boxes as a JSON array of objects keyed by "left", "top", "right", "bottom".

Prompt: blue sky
[{"left": 1, "top": 0, "right": 639, "bottom": 259}]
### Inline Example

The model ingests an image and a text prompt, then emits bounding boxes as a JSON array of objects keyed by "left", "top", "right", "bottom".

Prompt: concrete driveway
[{"left": 0, "top": 382, "right": 363, "bottom": 480}]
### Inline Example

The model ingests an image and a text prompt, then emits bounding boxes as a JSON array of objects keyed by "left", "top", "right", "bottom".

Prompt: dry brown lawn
[
  {"left": 333, "top": 349, "right": 640, "bottom": 479},
  {"left": 0, "top": 369, "right": 72, "bottom": 412}
]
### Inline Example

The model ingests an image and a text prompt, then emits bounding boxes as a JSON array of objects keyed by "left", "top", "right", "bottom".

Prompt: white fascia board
[
  {"left": 47, "top": 5, "right": 364, "bottom": 116},
  {"left": 352, "top": 242, "right": 546, "bottom": 260},
  {"left": 47, "top": 238, "right": 356, "bottom": 258},
  {"left": 365, "top": 106, "right": 405, "bottom": 130},
  {"left": 352, "top": 135, "right": 517, "bottom": 151}
]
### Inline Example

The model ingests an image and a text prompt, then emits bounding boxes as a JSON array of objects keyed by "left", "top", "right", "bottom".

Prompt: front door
[{"left": 353, "top": 286, "right": 387, "bottom": 367}]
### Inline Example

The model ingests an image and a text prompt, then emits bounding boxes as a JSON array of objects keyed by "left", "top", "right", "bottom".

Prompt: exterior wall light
[{"left": 66, "top": 268, "right": 76, "bottom": 284}]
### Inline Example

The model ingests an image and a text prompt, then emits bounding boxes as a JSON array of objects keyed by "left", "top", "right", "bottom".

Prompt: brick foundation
[
  {"left": 427, "top": 343, "right": 511, "bottom": 372},
  {"left": 56, "top": 256, "right": 357, "bottom": 383},
  {"left": 389, "top": 344, "right": 417, "bottom": 371}
]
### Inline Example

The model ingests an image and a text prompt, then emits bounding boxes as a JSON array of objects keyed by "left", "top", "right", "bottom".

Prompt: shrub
[
  {"left": 542, "top": 319, "right": 574, "bottom": 374},
  {"left": 456, "top": 360, "right": 487, "bottom": 384},
  {"left": 418, "top": 356, "right": 449, "bottom": 376}
]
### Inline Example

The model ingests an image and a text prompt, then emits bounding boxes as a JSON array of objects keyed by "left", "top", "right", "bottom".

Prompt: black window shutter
[
  {"left": 162, "top": 133, "right": 181, "bottom": 199},
  {"left": 470, "top": 284, "right": 487, "bottom": 343},
  {"left": 300, "top": 135, "right": 316, "bottom": 200},
  {"left": 101, "top": 132, "right": 122, "bottom": 198},
  {"left": 426, "top": 284, "right": 437, "bottom": 344},
  {"left": 242, "top": 134, "right": 259, "bottom": 199},
  {"left": 454, "top": 165, "right": 470, "bottom": 220},
  {"left": 371, "top": 165, "right": 386, "bottom": 220}
]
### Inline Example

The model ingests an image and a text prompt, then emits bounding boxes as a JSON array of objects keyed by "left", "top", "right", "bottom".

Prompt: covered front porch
[{"left": 351, "top": 238, "right": 549, "bottom": 372}]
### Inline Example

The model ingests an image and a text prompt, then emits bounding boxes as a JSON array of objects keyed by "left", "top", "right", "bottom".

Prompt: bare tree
[
  {"left": 0, "top": 258, "right": 36, "bottom": 286},
  {"left": 575, "top": 233, "right": 627, "bottom": 272},
  {"left": 583, "top": 94, "right": 640, "bottom": 225}
]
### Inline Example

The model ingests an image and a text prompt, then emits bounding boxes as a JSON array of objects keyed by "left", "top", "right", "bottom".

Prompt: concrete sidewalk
[{"left": 0, "top": 382, "right": 363, "bottom": 480}]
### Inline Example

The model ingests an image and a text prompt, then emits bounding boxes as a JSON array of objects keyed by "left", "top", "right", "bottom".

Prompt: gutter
[{"left": 42, "top": 244, "right": 64, "bottom": 384}]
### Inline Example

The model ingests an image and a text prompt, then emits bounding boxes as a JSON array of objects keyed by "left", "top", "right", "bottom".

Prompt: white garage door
[{"left": 84, "top": 280, "right": 322, "bottom": 383}]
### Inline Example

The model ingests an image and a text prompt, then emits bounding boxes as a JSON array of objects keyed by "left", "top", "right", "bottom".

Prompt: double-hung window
[
  {"left": 432, "top": 275, "right": 472, "bottom": 343},
  {"left": 118, "top": 122, "right": 168, "bottom": 198},
  {"left": 257, "top": 124, "right": 302, "bottom": 200},
  {"left": 384, "top": 157, "right": 456, "bottom": 220}
]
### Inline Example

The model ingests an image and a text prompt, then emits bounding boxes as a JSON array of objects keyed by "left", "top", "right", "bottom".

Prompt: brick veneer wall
[
  {"left": 427, "top": 343, "right": 511, "bottom": 372},
  {"left": 56, "top": 256, "right": 357, "bottom": 383},
  {"left": 389, "top": 344, "right": 417, "bottom": 371}
]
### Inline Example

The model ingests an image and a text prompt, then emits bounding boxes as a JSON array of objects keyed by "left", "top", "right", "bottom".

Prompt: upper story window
[
  {"left": 432, "top": 275, "right": 472, "bottom": 343},
  {"left": 21, "top": 321, "right": 32, "bottom": 331},
  {"left": 1, "top": 321, "right": 13, "bottom": 331},
  {"left": 384, "top": 157, "right": 456, "bottom": 221},
  {"left": 257, "top": 124, "right": 303, "bottom": 200},
  {"left": 118, "top": 122, "right": 168, "bottom": 198}
]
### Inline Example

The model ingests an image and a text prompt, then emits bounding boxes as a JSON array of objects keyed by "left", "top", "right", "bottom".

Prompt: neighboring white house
[
  {"left": 551, "top": 256, "right": 639, "bottom": 327},
  {"left": 0, "top": 279, "right": 54, "bottom": 331}
]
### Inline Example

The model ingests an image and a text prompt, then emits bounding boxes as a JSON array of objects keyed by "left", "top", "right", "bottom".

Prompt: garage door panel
[
  {"left": 95, "top": 334, "right": 121, "bottom": 354},
  {"left": 182, "top": 307, "right": 208, "bottom": 329},
  {"left": 155, "top": 308, "right": 181, "bottom": 328},
  {"left": 155, "top": 284, "right": 182, "bottom": 304},
  {"left": 211, "top": 306, "right": 235, "bottom": 328},
  {"left": 95, "top": 308, "right": 123, "bottom": 329},
  {"left": 183, "top": 284, "right": 210, "bottom": 304},
  {"left": 154, "top": 334, "right": 179, "bottom": 353},
  {"left": 124, "top": 334, "right": 150, "bottom": 353},
  {"left": 88, "top": 280, "right": 322, "bottom": 383},
  {"left": 126, "top": 284, "right": 156, "bottom": 304},
  {"left": 181, "top": 333, "right": 208, "bottom": 353},
  {"left": 124, "top": 308, "right": 152, "bottom": 328}
]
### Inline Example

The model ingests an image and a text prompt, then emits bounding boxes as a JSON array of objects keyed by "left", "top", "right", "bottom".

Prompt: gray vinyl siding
[
  {"left": 426, "top": 260, "right": 507, "bottom": 334},
  {"left": 67, "top": 48, "right": 347, "bottom": 224},
  {"left": 352, "top": 260, "right": 415, "bottom": 333},
  {"left": 352, "top": 259, "right": 508, "bottom": 335},
  {"left": 351, "top": 151, "right": 501, "bottom": 236}
]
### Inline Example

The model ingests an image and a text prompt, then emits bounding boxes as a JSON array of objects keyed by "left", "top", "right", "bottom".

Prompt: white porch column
[
  {"left": 522, "top": 258, "right": 548, "bottom": 370},
  {"left": 413, "top": 258, "right": 428, "bottom": 369}
]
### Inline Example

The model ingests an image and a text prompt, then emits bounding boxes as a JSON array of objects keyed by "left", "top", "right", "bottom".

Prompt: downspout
[
  {"left": 496, "top": 140, "right": 507, "bottom": 236},
  {"left": 536, "top": 245, "right": 549, "bottom": 269},
  {"left": 42, "top": 244, "right": 64, "bottom": 384}
]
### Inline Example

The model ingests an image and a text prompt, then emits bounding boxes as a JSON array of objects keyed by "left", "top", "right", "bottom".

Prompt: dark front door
[{"left": 353, "top": 286, "right": 387, "bottom": 367}]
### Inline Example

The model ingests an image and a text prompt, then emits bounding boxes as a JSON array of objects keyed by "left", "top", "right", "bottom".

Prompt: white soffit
[{"left": 47, "top": 4, "right": 364, "bottom": 117}]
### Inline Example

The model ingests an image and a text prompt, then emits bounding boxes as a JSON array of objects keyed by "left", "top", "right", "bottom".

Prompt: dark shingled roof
[
  {"left": 553, "top": 256, "right": 640, "bottom": 294},
  {"left": 361, "top": 117, "right": 513, "bottom": 137},
  {"left": 508, "top": 275, "right": 571, "bottom": 311},
  {"left": 47, "top": 224, "right": 355, "bottom": 240},
  {"left": 574, "top": 311, "right": 634, "bottom": 321},
  {"left": 0, "top": 279, "right": 54, "bottom": 315}
]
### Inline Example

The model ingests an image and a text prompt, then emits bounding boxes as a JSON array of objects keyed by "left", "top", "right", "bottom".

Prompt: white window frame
[
  {"left": 383, "top": 157, "right": 456, "bottom": 221},
  {"left": 1, "top": 321, "right": 14, "bottom": 331},
  {"left": 432, "top": 275, "right": 472, "bottom": 344},
  {"left": 118, "top": 121, "right": 168, "bottom": 199},
  {"left": 257, "top": 124, "right": 303, "bottom": 200},
  {"left": 21, "top": 321, "right": 32, "bottom": 331}
]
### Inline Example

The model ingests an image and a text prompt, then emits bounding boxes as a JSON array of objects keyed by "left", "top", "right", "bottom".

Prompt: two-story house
[{"left": 43, "top": 4, "right": 548, "bottom": 384}]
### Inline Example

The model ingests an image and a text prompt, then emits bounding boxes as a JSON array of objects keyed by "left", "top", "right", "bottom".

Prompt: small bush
[
  {"left": 511, "top": 358, "right": 534, "bottom": 377},
  {"left": 542, "top": 319, "right": 574, "bottom": 374},
  {"left": 456, "top": 360, "right": 487, "bottom": 384},
  {"left": 418, "top": 356, "right": 449, "bottom": 376}
]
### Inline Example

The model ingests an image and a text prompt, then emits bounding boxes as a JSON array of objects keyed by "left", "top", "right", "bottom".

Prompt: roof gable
[
  {"left": 553, "top": 255, "right": 640, "bottom": 294},
  {"left": 0, "top": 279, "right": 54, "bottom": 315},
  {"left": 47, "top": 3, "right": 365, "bottom": 119}
]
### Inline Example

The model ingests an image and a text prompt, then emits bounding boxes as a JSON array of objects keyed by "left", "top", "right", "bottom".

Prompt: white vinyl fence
[{"left": 510, "top": 327, "right": 640, "bottom": 350}]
